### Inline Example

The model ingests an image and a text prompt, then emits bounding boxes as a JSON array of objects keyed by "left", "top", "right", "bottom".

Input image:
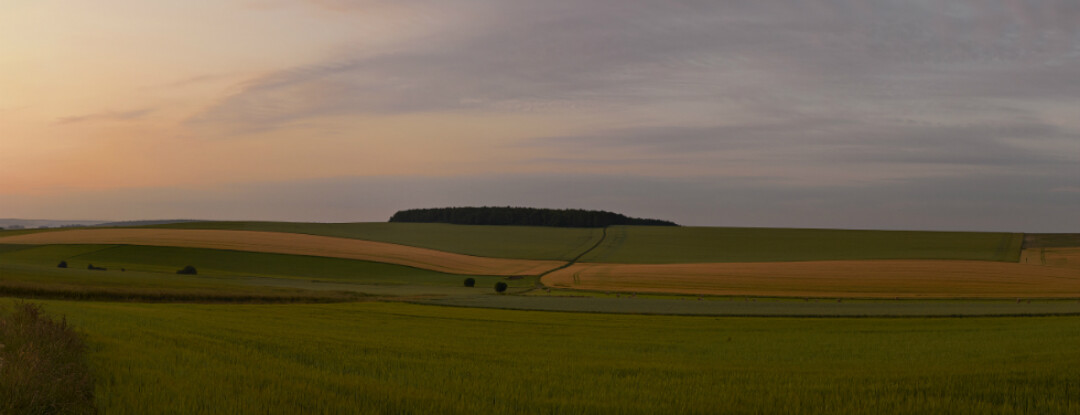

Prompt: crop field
[
  {"left": 150, "top": 221, "right": 603, "bottom": 260},
  {"left": 1023, "top": 233, "right": 1080, "bottom": 249},
  {"left": 0, "top": 244, "right": 534, "bottom": 301},
  {"left": 5, "top": 222, "right": 1080, "bottom": 413},
  {"left": 581, "top": 226, "right": 1023, "bottom": 263},
  {"left": 7, "top": 299, "right": 1075, "bottom": 414},
  {"left": 0, "top": 228, "right": 564, "bottom": 276},
  {"left": 1020, "top": 247, "right": 1080, "bottom": 269},
  {"left": 543, "top": 260, "right": 1080, "bottom": 298}
]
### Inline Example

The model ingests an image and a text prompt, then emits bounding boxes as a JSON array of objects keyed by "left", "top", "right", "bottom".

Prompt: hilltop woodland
[{"left": 389, "top": 207, "right": 677, "bottom": 228}]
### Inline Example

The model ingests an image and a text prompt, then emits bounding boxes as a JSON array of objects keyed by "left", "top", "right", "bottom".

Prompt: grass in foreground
[
  {"left": 0, "top": 302, "right": 95, "bottom": 415},
  {"left": 582, "top": 226, "right": 1023, "bottom": 263},
  {"left": 25, "top": 299, "right": 1080, "bottom": 414}
]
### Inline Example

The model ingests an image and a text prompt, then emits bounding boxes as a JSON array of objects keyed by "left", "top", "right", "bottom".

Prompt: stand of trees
[{"left": 389, "top": 207, "right": 677, "bottom": 228}]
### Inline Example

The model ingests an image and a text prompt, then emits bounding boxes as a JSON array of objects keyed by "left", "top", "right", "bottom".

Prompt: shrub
[
  {"left": 87, "top": 264, "right": 106, "bottom": 271},
  {"left": 464, "top": 278, "right": 476, "bottom": 287},
  {"left": 494, "top": 282, "right": 508, "bottom": 293},
  {"left": 177, "top": 265, "right": 198, "bottom": 275},
  {"left": 0, "top": 302, "right": 95, "bottom": 414},
  {"left": 57, "top": 261, "right": 68, "bottom": 269}
]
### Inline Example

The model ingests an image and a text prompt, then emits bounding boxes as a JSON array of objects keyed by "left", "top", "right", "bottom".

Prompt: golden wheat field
[
  {"left": 0, "top": 229, "right": 564, "bottom": 276},
  {"left": 542, "top": 260, "right": 1080, "bottom": 298}
]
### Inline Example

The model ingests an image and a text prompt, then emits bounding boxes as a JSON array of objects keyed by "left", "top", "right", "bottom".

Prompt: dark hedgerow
[
  {"left": 494, "top": 282, "right": 508, "bottom": 293},
  {"left": 464, "top": 278, "right": 476, "bottom": 287},
  {"left": 389, "top": 206, "right": 677, "bottom": 228},
  {"left": 0, "top": 302, "right": 96, "bottom": 414},
  {"left": 176, "top": 265, "right": 198, "bottom": 275}
]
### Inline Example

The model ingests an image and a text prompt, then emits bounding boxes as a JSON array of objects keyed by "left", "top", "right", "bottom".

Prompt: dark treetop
[{"left": 389, "top": 207, "right": 677, "bottom": 228}]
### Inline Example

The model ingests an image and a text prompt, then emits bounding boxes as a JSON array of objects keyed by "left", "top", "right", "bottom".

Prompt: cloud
[
  {"left": 55, "top": 108, "right": 155, "bottom": 125},
  {"left": 523, "top": 116, "right": 1078, "bottom": 178},
  {"left": 186, "top": 0, "right": 1080, "bottom": 132}
]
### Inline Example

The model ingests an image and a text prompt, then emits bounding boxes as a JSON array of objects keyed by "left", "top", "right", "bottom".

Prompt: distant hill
[
  {"left": 96, "top": 219, "right": 202, "bottom": 227},
  {"left": 0, "top": 219, "right": 107, "bottom": 229},
  {"left": 0, "top": 219, "right": 203, "bottom": 230},
  {"left": 388, "top": 207, "right": 678, "bottom": 228}
]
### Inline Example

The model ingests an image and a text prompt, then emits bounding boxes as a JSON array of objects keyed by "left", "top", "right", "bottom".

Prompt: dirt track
[
  {"left": 0, "top": 229, "right": 564, "bottom": 276},
  {"left": 543, "top": 260, "right": 1080, "bottom": 298}
]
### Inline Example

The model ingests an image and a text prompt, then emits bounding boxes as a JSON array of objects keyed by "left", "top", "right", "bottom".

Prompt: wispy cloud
[
  {"left": 55, "top": 108, "right": 155, "bottom": 125},
  {"left": 188, "top": 0, "right": 1080, "bottom": 132}
]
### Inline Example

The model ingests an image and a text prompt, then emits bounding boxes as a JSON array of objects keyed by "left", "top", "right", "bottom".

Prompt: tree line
[{"left": 388, "top": 207, "right": 677, "bottom": 228}]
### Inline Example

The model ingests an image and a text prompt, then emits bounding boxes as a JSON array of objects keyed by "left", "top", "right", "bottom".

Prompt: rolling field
[
  {"left": 0, "top": 244, "right": 534, "bottom": 301},
  {"left": 5, "top": 222, "right": 1080, "bottom": 413},
  {"left": 150, "top": 221, "right": 603, "bottom": 261},
  {"left": 0, "top": 228, "right": 564, "bottom": 276},
  {"left": 543, "top": 260, "right": 1080, "bottom": 298},
  {"left": 581, "top": 226, "right": 1023, "bottom": 263},
  {"left": 14, "top": 299, "right": 1079, "bottom": 414}
]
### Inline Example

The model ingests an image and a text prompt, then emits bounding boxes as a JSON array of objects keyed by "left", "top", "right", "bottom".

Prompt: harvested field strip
[
  {"left": 543, "top": 260, "right": 1080, "bottom": 298},
  {"left": 0, "top": 229, "right": 564, "bottom": 276},
  {"left": 1020, "top": 247, "right": 1080, "bottom": 269}
]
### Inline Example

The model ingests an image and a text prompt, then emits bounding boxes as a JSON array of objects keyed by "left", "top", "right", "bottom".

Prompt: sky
[{"left": 1, "top": 0, "right": 1078, "bottom": 231}]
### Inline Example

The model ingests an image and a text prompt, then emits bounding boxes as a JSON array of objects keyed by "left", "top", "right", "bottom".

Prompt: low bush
[
  {"left": 0, "top": 302, "right": 95, "bottom": 414},
  {"left": 57, "top": 261, "right": 68, "bottom": 269},
  {"left": 494, "top": 282, "right": 508, "bottom": 293},
  {"left": 464, "top": 278, "right": 476, "bottom": 287},
  {"left": 176, "top": 266, "right": 197, "bottom": 275}
]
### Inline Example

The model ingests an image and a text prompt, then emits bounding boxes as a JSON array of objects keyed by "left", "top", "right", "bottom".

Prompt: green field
[
  {"left": 5, "top": 221, "right": 1080, "bottom": 413},
  {"left": 0, "top": 244, "right": 533, "bottom": 301},
  {"left": 149, "top": 221, "right": 602, "bottom": 261},
  {"left": 581, "top": 226, "right": 1024, "bottom": 263},
  {"left": 13, "top": 299, "right": 1078, "bottom": 414},
  {"left": 1024, "top": 233, "right": 1080, "bottom": 248}
]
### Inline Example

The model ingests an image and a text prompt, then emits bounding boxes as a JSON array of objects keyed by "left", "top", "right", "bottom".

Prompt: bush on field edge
[{"left": 0, "top": 302, "right": 96, "bottom": 415}]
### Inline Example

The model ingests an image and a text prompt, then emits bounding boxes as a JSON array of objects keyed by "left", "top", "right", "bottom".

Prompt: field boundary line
[{"left": 400, "top": 299, "right": 1080, "bottom": 319}]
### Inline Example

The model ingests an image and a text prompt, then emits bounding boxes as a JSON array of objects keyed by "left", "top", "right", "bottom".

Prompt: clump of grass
[{"left": 0, "top": 302, "right": 95, "bottom": 415}]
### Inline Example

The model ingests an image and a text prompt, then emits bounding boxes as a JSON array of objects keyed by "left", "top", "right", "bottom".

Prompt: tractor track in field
[{"left": 531, "top": 227, "right": 608, "bottom": 288}]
